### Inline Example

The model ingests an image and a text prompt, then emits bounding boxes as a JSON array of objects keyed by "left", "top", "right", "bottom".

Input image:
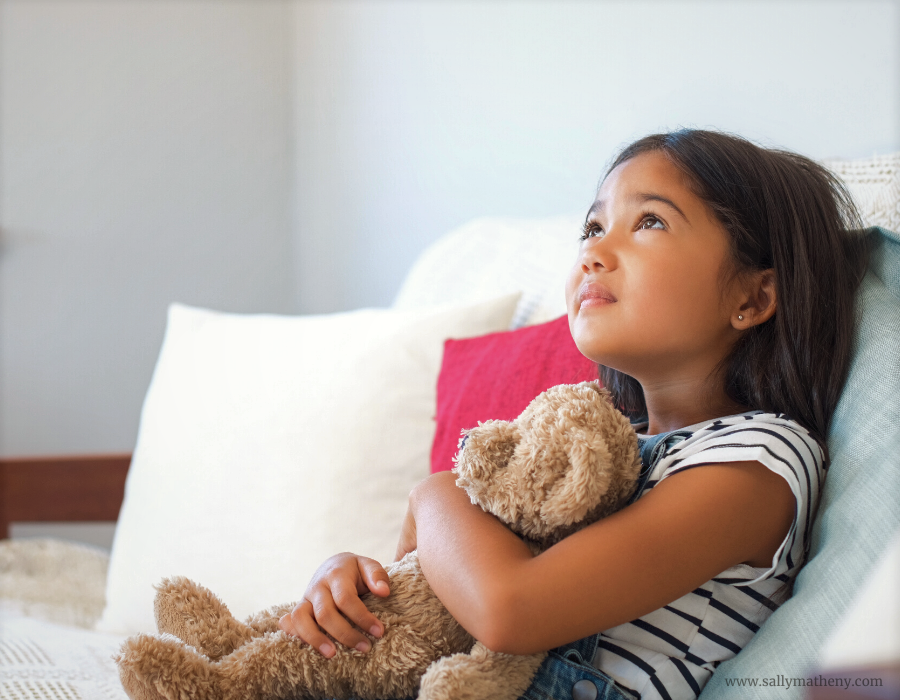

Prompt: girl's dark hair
[{"left": 598, "top": 129, "right": 869, "bottom": 453}]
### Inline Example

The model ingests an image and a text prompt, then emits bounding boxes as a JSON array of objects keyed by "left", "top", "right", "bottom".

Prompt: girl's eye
[
  {"left": 580, "top": 222, "right": 604, "bottom": 241},
  {"left": 639, "top": 215, "right": 665, "bottom": 230}
]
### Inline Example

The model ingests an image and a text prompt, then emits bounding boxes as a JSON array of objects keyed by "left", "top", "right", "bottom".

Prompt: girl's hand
[{"left": 278, "top": 553, "right": 390, "bottom": 658}]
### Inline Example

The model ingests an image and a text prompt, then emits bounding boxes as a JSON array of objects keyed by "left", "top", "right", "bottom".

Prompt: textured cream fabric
[
  {"left": 0, "top": 539, "right": 108, "bottom": 629},
  {"left": 0, "top": 540, "right": 125, "bottom": 700},
  {"left": 824, "top": 152, "right": 900, "bottom": 231},
  {"left": 0, "top": 611, "right": 127, "bottom": 700}
]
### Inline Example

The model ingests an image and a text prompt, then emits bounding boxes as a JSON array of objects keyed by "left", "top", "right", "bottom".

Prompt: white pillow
[{"left": 97, "top": 295, "right": 518, "bottom": 635}]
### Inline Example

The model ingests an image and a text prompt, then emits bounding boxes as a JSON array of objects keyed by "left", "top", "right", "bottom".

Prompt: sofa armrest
[{"left": 0, "top": 454, "right": 131, "bottom": 539}]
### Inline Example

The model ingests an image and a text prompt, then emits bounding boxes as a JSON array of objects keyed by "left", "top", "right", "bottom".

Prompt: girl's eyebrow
[
  {"left": 587, "top": 192, "right": 691, "bottom": 224},
  {"left": 635, "top": 192, "right": 690, "bottom": 223}
]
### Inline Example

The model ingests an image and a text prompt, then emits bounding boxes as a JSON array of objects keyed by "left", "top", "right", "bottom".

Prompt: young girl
[{"left": 279, "top": 129, "right": 868, "bottom": 700}]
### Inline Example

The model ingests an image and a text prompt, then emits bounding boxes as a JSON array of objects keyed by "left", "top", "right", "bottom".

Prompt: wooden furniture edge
[{"left": 0, "top": 453, "right": 131, "bottom": 539}]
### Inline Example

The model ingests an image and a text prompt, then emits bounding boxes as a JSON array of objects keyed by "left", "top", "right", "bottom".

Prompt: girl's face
[{"left": 566, "top": 151, "right": 743, "bottom": 384}]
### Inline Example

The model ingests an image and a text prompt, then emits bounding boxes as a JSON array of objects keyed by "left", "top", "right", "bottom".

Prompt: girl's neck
[{"left": 640, "top": 379, "right": 749, "bottom": 435}]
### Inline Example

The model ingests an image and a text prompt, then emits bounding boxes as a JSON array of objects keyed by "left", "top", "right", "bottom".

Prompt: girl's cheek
[{"left": 564, "top": 268, "right": 581, "bottom": 307}]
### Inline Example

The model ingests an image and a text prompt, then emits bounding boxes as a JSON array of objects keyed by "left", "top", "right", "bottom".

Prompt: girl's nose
[{"left": 579, "top": 236, "right": 616, "bottom": 273}]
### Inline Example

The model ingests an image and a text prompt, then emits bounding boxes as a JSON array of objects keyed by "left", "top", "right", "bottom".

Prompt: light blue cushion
[{"left": 700, "top": 227, "right": 900, "bottom": 699}]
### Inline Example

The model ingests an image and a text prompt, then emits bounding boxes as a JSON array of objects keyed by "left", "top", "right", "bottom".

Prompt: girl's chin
[
  {"left": 571, "top": 319, "right": 611, "bottom": 354},
  {"left": 572, "top": 335, "right": 633, "bottom": 371},
  {"left": 571, "top": 338, "right": 612, "bottom": 366}
]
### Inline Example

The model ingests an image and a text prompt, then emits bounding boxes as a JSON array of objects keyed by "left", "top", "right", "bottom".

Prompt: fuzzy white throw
[{"left": 1, "top": 539, "right": 126, "bottom": 700}]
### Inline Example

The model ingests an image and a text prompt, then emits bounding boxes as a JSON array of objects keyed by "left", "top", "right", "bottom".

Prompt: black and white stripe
[{"left": 592, "top": 412, "right": 824, "bottom": 700}]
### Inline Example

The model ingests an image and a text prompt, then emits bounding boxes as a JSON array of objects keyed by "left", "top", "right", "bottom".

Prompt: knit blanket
[{"left": 0, "top": 539, "right": 126, "bottom": 700}]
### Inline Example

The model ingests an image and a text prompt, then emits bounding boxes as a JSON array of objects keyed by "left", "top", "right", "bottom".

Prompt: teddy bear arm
[{"left": 154, "top": 577, "right": 258, "bottom": 661}]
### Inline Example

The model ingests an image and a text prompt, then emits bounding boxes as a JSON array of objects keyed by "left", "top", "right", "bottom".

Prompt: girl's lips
[
  {"left": 580, "top": 297, "right": 614, "bottom": 309},
  {"left": 578, "top": 282, "right": 617, "bottom": 308}
]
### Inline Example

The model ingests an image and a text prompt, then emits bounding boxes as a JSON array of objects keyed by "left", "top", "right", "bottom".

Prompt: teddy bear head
[{"left": 453, "top": 382, "right": 641, "bottom": 549}]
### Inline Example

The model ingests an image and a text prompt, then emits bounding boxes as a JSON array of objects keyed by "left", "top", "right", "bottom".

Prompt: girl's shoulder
[
  {"left": 680, "top": 410, "right": 817, "bottom": 443},
  {"left": 641, "top": 411, "right": 826, "bottom": 497}
]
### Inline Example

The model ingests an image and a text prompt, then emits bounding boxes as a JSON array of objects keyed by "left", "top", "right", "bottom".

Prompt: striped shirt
[{"left": 592, "top": 412, "right": 825, "bottom": 700}]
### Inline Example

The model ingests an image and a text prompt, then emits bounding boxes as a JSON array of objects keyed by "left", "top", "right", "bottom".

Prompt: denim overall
[{"left": 517, "top": 632, "right": 628, "bottom": 700}]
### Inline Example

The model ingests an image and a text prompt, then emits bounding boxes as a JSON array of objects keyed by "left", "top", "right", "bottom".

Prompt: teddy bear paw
[{"left": 116, "top": 633, "right": 221, "bottom": 700}]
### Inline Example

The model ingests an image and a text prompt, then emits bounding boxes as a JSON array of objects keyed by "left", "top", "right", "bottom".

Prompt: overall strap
[
  {"left": 554, "top": 632, "right": 602, "bottom": 665},
  {"left": 625, "top": 432, "right": 670, "bottom": 505}
]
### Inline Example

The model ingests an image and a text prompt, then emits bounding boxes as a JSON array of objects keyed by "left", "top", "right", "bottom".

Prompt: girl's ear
[{"left": 733, "top": 268, "right": 777, "bottom": 329}]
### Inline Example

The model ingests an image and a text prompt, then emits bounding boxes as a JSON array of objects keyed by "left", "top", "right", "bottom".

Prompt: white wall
[
  {"left": 0, "top": 0, "right": 294, "bottom": 455},
  {"left": 292, "top": 0, "right": 900, "bottom": 313},
  {"left": 1, "top": 0, "right": 899, "bottom": 458}
]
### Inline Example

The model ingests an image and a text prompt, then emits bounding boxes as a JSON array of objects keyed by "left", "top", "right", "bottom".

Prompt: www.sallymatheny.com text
[{"left": 724, "top": 674, "right": 884, "bottom": 690}]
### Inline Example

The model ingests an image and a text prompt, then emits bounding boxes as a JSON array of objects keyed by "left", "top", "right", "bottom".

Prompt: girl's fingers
[
  {"left": 358, "top": 557, "right": 391, "bottom": 601},
  {"left": 285, "top": 553, "right": 390, "bottom": 657},
  {"left": 312, "top": 587, "right": 373, "bottom": 653},
  {"left": 277, "top": 612, "right": 297, "bottom": 637},
  {"left": 332, "top": 579, "right": 384, "bottom": 640},
  {"left": 284, "top": 601, "right": 336, "bottom": 658}
]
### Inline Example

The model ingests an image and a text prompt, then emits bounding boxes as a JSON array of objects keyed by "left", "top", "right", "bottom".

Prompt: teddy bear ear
[
  {"left": 453, "top": 420, "right": 520, "bottom": 506},
  {"left": 538, "top": 427, "right": 615, "bottom": 529}
]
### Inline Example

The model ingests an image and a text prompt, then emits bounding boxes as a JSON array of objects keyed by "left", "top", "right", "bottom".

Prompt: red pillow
[{"left": 431, "top": 315, "right": 599, "bottom": 473}]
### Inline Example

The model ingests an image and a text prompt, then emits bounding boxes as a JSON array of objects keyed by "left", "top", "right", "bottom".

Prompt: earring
[{"left": 737, "top": 315, "right": 744, "bottom": 321}]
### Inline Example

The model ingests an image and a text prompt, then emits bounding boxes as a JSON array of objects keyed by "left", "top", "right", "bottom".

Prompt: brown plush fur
[{"left": 116, "top": 382, "right": 640, "bottom": 700}]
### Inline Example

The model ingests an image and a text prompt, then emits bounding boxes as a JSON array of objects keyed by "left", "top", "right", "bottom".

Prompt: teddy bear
[{"left": 115, "top": 381, "right": 641, "bottom": 700}]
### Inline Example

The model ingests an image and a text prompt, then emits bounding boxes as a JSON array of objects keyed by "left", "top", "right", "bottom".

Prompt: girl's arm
[
  {"left": 413, "top": 463, "right": 794, "bottom": 655},
  {"left": 280, "top": 459, "right": 793, "bottom": 657}
]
